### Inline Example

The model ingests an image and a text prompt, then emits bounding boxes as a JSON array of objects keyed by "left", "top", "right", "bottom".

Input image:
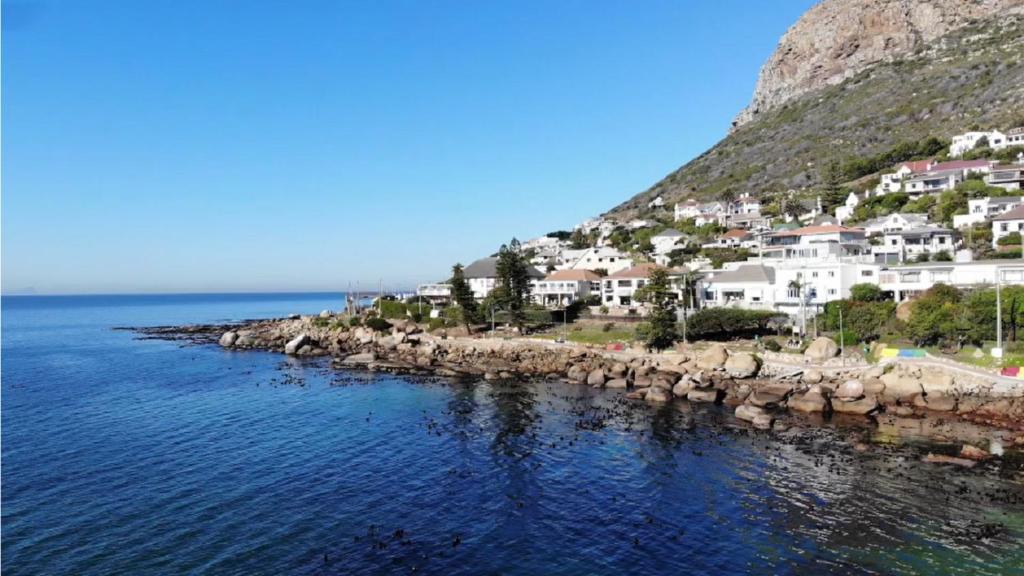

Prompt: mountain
[{"left": 606, "top": 0, "right": 1024, "bottom": 219}]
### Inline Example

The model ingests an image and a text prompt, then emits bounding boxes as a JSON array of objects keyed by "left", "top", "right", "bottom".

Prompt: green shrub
[
  {"left": 364, "top": 317, "right": 392, "bottom": 332},
  {"left": 427, "top": 318, "right": 447, "bottom": 332},
  {"left": 762, "top": 338, "right": 781, "bottom": 352},
  {"left": 312, "top": 317, "right": 330, "bottom": 327},
  {"left": 349, "top": 316, "right": 362, "bottom": 327},
  {"left": 831, "top": 329, "right": 860, "bottom": 347},
  {"left": 997, "top": 232, "right": 1022, "bottom": 246},
  {"left": 685, "top": 308, "right": 787, "bottom": 340},
  {"left": 933, "top": 250, "right": 953, "bottom": 262},
  {"left": 379, "top": 300, "right": 408, "bottom": 319},
  {"left": 602, "top": 322, "right": 615, "bottom": 333}
]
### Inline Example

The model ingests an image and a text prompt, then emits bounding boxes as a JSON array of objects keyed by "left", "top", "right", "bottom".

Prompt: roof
[
  {"left": 986, "top": 196, "right": 1024, "bottom": 205},
  {"left": 606, "top": 263, "right": 661, "bottom": 279},
  {"left": 708, "top": 264, "right": 775, "bottom": 284},
  {"left": 772, "top": 225, "right": 862, "bottom": 237},
  {"left": 887, "top": 227, "right": 954, "bottom": 237},
  {"left": 543, "top": 269, "right": 601, "bottom": 282},
  {"left": 906, "top": 169, "right": 962, "bottom": 182},
  {"left": 927, "top": 160, "right": 993, "bottom": 172},
  {"left": 463, "top": 257, "right": 545, "bottom": 279},
  {"left": 994, "top": 205, "right": 1024, "bottom": 221},
  {"left": 898, "top": 159, "right": 933, "bottom": 173},
  {"left": 721, "top": 229, "right": 750, "bottom": 239}
]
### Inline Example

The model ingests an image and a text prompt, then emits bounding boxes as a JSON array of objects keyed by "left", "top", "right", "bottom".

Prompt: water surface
[{"left": 3, "top": 293, "right": 1023, "bottom": 575}]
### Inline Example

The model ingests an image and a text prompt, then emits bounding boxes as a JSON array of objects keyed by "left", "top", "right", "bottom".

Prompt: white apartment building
[
  {"left": 953, "top": 196, "right": 1024, "bottom": 228},
  {"left": 950, "top": 130, "right": 1005, "bottom": 157},
  {"left": 872, "top": 227, "right": 957, "bottom": 263},
  {"left": 860, "top": 213, "right": 930, "bottom": 237},
  {"left": 601, "top": 263, "right": 660, "bottom": 307},
  {"left": 416, "top": 283, "right": 452, "bottom": 303},
  {"left": 905, "top": 169, "right": 962, "bottom": 196},
  {"left": 879, "top": 261, "right": 1024, "bottom": 302},
  {"left": 532, "top": 269, "right": 601, "bottom": 308},
  {"left": 463, "top": 256, "right": 545, "bottom": 299},
  {"left": 987, "top": 163, "right": 1024, "bottom": 191},
  {"left": 760, "top": 225, "right": 871, "bottom": 260},
  {"left": 992, "top": 205, "right": 1024, "bottom": 248},
  {"left": 557, "top": 247, "right": 633, "bottom": 274},
  {"left": 729, "top": 193, "right": 761, "bottom": 215},
  {"left": 651, "top": 229, "right": 686, "bottom": 256}
]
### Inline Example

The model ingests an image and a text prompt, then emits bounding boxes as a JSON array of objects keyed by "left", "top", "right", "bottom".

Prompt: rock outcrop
[{"left": 733, "top": 0, "right": 1024, "bottom": 128}]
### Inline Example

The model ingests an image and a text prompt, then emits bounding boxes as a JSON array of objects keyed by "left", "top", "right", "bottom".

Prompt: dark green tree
[
  {"left": 450, "top": 263, "right": 479, "bottom": 333},
  {"left": 495, "top": 238, "right": 531, "bottom": 329},
  {"left": 634, "top": 267, "right": 678, "bottom": 350}
]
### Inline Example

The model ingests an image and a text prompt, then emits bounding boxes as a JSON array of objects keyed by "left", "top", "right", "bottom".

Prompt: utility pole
[
  {"left": 995, "top": 268, "right": 1004, "bottom": 358},
  {"left": 839, "top": 304, "right": 845, "bottom": 366}
]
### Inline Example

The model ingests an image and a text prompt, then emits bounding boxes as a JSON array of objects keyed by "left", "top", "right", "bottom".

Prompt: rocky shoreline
[{"left": 135, "top": 313, "right": 1024, "bottom": 460}]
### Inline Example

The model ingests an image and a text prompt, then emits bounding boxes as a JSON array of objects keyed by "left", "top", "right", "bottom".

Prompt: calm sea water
[{"left": 3, "top": 293, "right": 1024, "bottom": 575}]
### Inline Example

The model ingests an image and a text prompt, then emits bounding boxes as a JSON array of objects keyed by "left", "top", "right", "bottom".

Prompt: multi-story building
[
  {"left": 557, "top": 247, "right": 633, "bottom": 274},
  {"left": 761, "top": 224, "right": 871, "bottom": 260},
  {"left": 872, "top": 227, "right": 958, "bottom": 263},
  {"left": 532, "top": 269, "right": 601, "bottom": 308},
  {"left": 463, "top": 256, "right": 545, "bottom": 299},
  {"left": 987, "top": 163, "right": 1024, "bottom": 191},
  {"left": 992, "top": 205, "right": 1024, "bottom": 248},
  {"left": 601, "top": 263, "right": 659, "bottom": 307},
  {"left": 952, "top": 196, "right": 1024, "bottom": 228},
  {"left": 879, "top": 260, "right": 1024, "bottom": 302}
]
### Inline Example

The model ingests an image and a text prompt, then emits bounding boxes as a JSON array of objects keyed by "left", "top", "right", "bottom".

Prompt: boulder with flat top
[
  {"left": 724, "top": 352, "right": 760, "bottom": 379},
  {"left": 804, "top": 337, "right": 839, "bottom": 361}
]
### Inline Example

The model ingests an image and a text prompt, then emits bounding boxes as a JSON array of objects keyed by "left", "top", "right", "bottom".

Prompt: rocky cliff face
[{"left": 733, "top": 0, "right": 1024, "bottom": 129}]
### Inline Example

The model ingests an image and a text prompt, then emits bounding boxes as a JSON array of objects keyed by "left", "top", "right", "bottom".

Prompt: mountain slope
[{"left": 606, "top": 8, "right": 1024, "bottom": 219}]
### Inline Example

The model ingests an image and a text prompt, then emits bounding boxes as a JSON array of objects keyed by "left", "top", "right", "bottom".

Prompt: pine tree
[
  {"left": 496, "top": 238, "right": 531, "bottom": 329},
  {"left": 636, "top": 266, "right": 678, "bottom": 350},
  {"left": 450, "top": 263, "right": 478, "bottom": 333}
]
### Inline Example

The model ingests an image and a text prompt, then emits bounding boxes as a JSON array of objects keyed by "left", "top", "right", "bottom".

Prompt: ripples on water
[{"left": 2, "top": 294, "right": 1023, "bottom": 575}]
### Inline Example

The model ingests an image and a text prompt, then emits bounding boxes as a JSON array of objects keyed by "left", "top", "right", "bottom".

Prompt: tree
[
  {"left": 634, "top": 267, "right": 678, "bottom": 350},
  {"left": 495, "top": 238, "right": 532, "bottom": 329},
  {"left": 905, "top": 284, "right": 963, "bottom": 346},
  {"left": 849, "top": 283, "right": 885, "bottom": 302},
  {"left": 450, "top": 263, "right": 479, "bottom": 333}
]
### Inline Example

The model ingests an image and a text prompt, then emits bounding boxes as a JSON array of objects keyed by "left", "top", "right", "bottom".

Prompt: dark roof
[{"left": 463, "top": 257, "right": 545, "bottom": 279}]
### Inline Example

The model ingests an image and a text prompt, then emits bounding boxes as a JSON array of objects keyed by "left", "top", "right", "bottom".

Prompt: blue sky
[{"left": 2, "top": 0, "right": 816, "bottom": 294}]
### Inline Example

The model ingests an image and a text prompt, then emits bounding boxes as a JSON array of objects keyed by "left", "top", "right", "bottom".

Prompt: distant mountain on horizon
[{"left": 605, "top": 0, "right": 1024, "bottom": 219}]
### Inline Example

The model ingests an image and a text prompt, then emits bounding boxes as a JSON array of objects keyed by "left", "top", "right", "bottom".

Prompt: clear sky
[{"left": 2, "top": 0, "right": 816, "bottom": 294}]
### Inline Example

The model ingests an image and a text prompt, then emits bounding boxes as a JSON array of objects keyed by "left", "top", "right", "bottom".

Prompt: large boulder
[
  {"left": 919, "top": 367, "right": 955, "bottom": 396},
  {"left": 608, "top": 362, "right": 628, "bottom": 379},
  {"left": 879, "top": 372, "right": 923, "bottom": 403},
  {"left": 687, "top": 389, "right": 722, "bottom": 404},
  {"left": 342, "top": 352, "right": 376, "bottom": 365},
  {"left": 696, "top": 344, "right": 729, "bottom": 370},
  {"left": 219, "top": 331, "right": 238, "bottom": 347},
  {"left": 747, "top": 383, "right": 793, "bottom": 408},
  {"left": 724, "top": 353, "right": 760, "bottom": 379},
  {"left": 832, "top": 395, "right": 879, "bottom": 415},
  {"left": 734, "top": 404, "right": 767, "bottom": 423},
  {"left": 284, "top": 333, "right": 310, "bottom": 355},
  {"left": 587, "top": 368, "right": 606, "bottom": 387},
  {"left": 789, "top": 386, "right": 829, "bottom": 413},
  {"left": 605, "top": 378, "right": 629, "bottom": 389},
  {"left": 672, "top": 381, "right": 694, "bottom": 398},
  {"left": 801, "top": 369, "right": 823, "bottom": 384},
  {"left": 804, "top": 337, "right": 839, "bottom": 361},
  {"left": 567, "top": 364, "right": 588, "bottom": 383},
  {"left": 646, "top": 387, "right": 672, "bottom": 403},
  {"left": 835, "top": 379, "right": 864, "bottom": 401}
]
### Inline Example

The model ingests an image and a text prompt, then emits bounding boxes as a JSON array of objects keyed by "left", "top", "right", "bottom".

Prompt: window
[
  {"left": 605, "top": 295, "right": 613, "bottom": 302},
  {"left": 787, "top": 287, "right": 799, "bottom": 299},
  {"left": 811, "top": 272, "right": 818, "bottom": 278},
  {"left": 617, "top": 280, "right": 631, "bottom": 287},
  {"left": 828, "top": 289, "right": 837, "bottom": 295},
  {"left": 828, "top": 271, "right": 835, "bottom": 278},
  {"left": 1002, "top": 223, "right": 1009, "bottom": 232},
  {"left": 891, "top": 239, "right": 898, "bottom": 246},
  {"left": 938, "top": 236, "right": 947, "bottom": 244},
  {"left": 861, "top": 270, "right": 874, "bottom": 277},
  {"left": 637, "top": 280, "right": 646, "bottom": 288}
]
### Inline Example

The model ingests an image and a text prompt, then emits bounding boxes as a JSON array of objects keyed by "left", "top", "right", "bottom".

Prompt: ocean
[{"left": 2, "top": 293, "right": 1023, "bottom": 575}]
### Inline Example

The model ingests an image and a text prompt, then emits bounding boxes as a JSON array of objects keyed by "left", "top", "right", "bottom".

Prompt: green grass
[
  {"left": 925, "top": 343, "right": 1024, "bottom": 369},
  {"left": 532, "top": 324, "right": 636, "bottom": 346}
]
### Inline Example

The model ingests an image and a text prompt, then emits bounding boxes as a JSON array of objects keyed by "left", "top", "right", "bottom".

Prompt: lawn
[
  {"left": 532, "top": 323, "right": 637, "bottom": 346},
  {"left": 924, "top": 343, "right": 1024, "bottom": 370}
]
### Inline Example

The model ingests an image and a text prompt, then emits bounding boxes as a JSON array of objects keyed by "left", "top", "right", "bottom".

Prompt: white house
[
  {"left": 987, "top": 163, "right": 1024, "bottom": 191},
  {"left": 647, "top": 195, "right": 665, "bottom": 209},
  {"left": 860, "top": 213, "right": 930, "bottom": 236},
  {"left": 872, "top": 227, "right": 957, "bottom": 263},
  {"left": 950, "top": 130, "right": 1006, "bottom": 157},
  {"left": 416, "top": 283, "right": 452, "bottom": 304},
  {"left": 601, "top": 264, "right": 660, "bottom": 308},
  {"left": 905, "top": 169, "right": 962, "bottom": 196},
  {"left": 879, "top": 260, "right": 1024, "bottom": 302},
  {"left": 761, "top": 224, "right": 870, "bottom": 261},
  {"left": 702, "top": 229, "right": 753, "bottom": 250},
  {"left": 728, "top": 193, "right": 761, "bottom": 215},
  {"left": 953, "top": 196, "right": 1024, "bottom": 228},
  {"left": 674, "top": 199, "right": 726, "bottom": 225},
  {"left": 651, "top": 229, "right": 686, "bottom": 256},
  {"left": 700, "top": 265, "right": 775, "bottom": 310},
  {"left": 997, "top": 127, "right": 1024, "bottom": 150},
  {"left": 463, "top": 256, "right": 545, "bottom": 299},
  {"left": 532, "top": 269, "right": 601, "bottom": 308},
  {"left": 834, "top": 191, "right": 860, "bottom": 224},
  {"left": 992, "top": 205, "right": 1024, "bottom": 248},
  {"left": 557, "top": 247, "right": 633, "bottom": 274}
]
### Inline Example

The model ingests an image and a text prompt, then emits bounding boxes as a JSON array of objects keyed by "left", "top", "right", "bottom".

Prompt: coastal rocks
[
  {"left": 606, "top": 378, "right": 629, "bottom": 390},
  {"left": 724, "top": 352, "right": 760, "bottom": 379},
  {"left": 919, "top": 367, "right": 955, "bottom": 396},
  {"left": 341, "top": 352, "right": 377, "bottom": 365},
  {"left": 923, "top": 453, "right": 977, "bottom": 468},
  {"left": 835, "top": 379, "right": 864, "bottom": 401},
  {"left": 284, "top": 334, "right": 310, "bottom": 355},
  {"left": 747, "top": 383, "right": 793, "bottom": 408},
  {"left": 913, "top": 393, "right": 957, "bottom": 412},
  {"left": 219, "top": 331, "right": 238, "bottom": 347},
  {"left": 646, "top": 387, "right": 672, "bottom": 403},
  {"left": 804, "top": 337, "right": 838, "bottom": 361},
  {"left": 801, "top": 369, "right": 823, "bottom": 384},
  {"left": 696, "top": 344, "right": 729, "bottom": 370},
  {"left": 608, "top": 363, "right": 628, "bottom": 379},
  {"left": 879, "top": 371, "right": 924, "bottom": 403},
  {"left": 687, "top": 388, "right": 722, "bottom": 404},
  {"left": 735, "top": 404, "right": 767, "bottom": 423},
  {"left": 672, "top": 381, "right": 693, "bottom": 398},
  {"left": 587, "top": 368, "right": 606, "bottom": 387},
  {"left": 752, "top": 414, "right": 774, "bottom": 430},
  {"left": 789, "top": 386, "right": 829, "bottom": 413},
  {"left": 567, "top": 364, "right": 589, "bottom": 383},
  {"left": 959, "top": 444, "right": 992, "bottom": 461},
  {"left": 832, "top": 395, "right": 879, "bottom": 415}
]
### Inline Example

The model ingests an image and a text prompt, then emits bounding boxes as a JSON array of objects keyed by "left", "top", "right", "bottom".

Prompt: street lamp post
[{"left": 995, "top": 268, "right": 1003, "bottom": 358}]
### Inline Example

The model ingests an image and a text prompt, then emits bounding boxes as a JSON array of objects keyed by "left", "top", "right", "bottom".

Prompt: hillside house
[
  {"left": 992, "top": 205, "right": 1024, "bottom": 248},
  {"left": 879, "top": 261, "right": 1024, "bottom": 302},
  {"left": 463, "top": 256, "right": 545, "bottom": 299},
  {"left": 761, "top": 225, "right": 870, "bottom": 261},
  {"left": 834, "top": 191, "right": 860, "bottom": 224},
  {"left": 557, "top": 246, "right": 633, "bottom": 274},
  {"left": 987, "top": 162, "right": 1024, "bottom": 191},
  {"left": 872, "top": 227, "right": 957, "bottom": 263},
  {"left": 532, "top": 269, "right": 601, "bottom": 308},
  {"left": 651, "top": 229, "right": 686, "bottom": 256},
  {"left": 953, "top": 196, "right": 1024, "bottom": 228},
  {"left": 601, "top": 263, "right": 661, "bottom": 308},
  {"left": 728, "top": 193, "right": 761, "bottom": 215},
  {"left": 860, "top": 213, "right": 930, "bottom": 237}
]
